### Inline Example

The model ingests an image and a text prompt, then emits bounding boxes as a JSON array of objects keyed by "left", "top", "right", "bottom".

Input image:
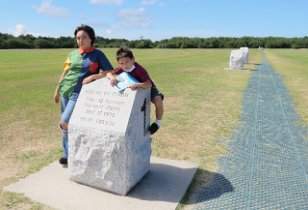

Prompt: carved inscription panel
[{"left": 69, "top": 78, "right": 136, "bottom": 132}]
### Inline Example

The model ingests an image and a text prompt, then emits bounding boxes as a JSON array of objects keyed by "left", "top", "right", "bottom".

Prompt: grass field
[
  {"left": 3, "top": 48, "right": 306, "bottom": 209},
  {"left": 265, "top": 49, "right": 308, "bottom": 126}
]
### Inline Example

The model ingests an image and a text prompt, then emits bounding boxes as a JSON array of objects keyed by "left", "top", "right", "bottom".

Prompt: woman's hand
[
  {"left": 82, "top": 75, "right": 94, "bottom": 84},
  {"left": 54, "top": 89, "right": 60, "bottom": 103},
  {"left": 109, "top": 77, "right": 117, "bottom": 87}
]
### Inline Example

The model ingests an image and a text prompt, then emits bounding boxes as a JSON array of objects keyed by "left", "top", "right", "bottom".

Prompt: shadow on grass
[
  {"left": 242, "top": 63, "right": 261, "bottom": 71},
  {"left": 241, "top": 68, "right": 257, "bottom": 71},
  {"left": 180, "top": 168, "right": 234, "bottom": 206},
  {"left": 248, "top": 62, "right": 261, "bottom": 65}
]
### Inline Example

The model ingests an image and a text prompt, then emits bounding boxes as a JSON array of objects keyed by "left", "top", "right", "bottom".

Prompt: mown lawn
[
  {"left": 0, "top": 48, "right": 260, "bottom": 209},
  {"left": 265, "top": 49, "right": 308, "bottom": 126}
]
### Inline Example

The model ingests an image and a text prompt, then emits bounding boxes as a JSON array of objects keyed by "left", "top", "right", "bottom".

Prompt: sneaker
[
  {"left": 59, "top": 157, "right": 67, "bottom": 165},
  {"left": 148, "top": 123, "right": 159, "bottom": 135}
]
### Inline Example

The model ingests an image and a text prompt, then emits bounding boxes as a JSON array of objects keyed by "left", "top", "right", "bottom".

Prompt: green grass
[
  {"left": 265, "top": 49, "right": 308, "bottom": 125},
  {"left": 0, "top": 48, "right": 259, "bottom": 209},
  {"left": 1, "top": 192, "right": 53, "bottom": 210}
]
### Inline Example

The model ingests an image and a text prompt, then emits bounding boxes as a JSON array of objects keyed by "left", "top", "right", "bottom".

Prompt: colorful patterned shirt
[{"left": 59, "top": 47, "right": 113, "bottom": 100}]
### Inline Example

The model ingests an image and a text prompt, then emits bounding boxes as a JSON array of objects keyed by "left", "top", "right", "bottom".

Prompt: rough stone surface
[
  {"left": 240, "top": 47, "right": 249, "bottom": 64},
  {"left": 68, "top": 78, "right": 151, "bottom": 195},
  {"left": 229, "top": 49, "right": 245, "bottom": 69}
]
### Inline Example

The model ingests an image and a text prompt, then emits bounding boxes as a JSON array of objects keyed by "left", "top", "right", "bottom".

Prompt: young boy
[{"left": 108, "top": 46, "right": 164, "bottom": 135}]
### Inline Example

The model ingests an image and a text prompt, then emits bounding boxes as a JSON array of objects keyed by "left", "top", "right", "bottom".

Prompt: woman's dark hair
[
  {"left": 74, "top": 24, "right": 95, "bottom": 46},
  {"left": 116, "top": 46, "right": 134, "bottom": 61}
]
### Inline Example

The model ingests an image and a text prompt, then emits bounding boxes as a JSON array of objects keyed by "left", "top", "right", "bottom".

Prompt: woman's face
[{"left": 76, "top": 30, "right": 92, "bottom": 50}]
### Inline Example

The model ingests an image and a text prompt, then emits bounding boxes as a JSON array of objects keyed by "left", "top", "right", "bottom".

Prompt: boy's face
[{"left": 118, "top": 57, "right": 134, "bottom": 71}]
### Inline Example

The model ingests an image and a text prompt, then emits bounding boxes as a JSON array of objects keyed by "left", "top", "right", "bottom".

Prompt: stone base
[
  {"left": 4, "top": 157, "right": 198, "bottom": 210},
  {"left": 68, "top": 128, "right": 151, "bottom": 195}
]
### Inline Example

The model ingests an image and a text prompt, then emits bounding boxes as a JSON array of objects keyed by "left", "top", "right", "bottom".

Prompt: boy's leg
[
  {"left": 152, "top": 95, "right": 164, "bottom": 121},
  {"left": 149, "top": 87, "right": 164, "bottom": 135}
]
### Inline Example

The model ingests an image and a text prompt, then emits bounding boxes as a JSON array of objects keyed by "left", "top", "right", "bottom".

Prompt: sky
[{"left": 1, "top": 0, "right": 308, "bottom": 41}]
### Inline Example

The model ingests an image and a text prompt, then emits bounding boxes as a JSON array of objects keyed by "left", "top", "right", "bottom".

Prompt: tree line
[{"left": 1, "top": 32, "right": 308, "bottom": 49}]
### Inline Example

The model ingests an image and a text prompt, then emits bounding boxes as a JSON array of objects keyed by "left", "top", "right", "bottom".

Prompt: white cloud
[
  {"left": 90, "top": 0, "right": 124, "bottom": 5},
  {"left": 14, "top": 24, "right": 27, "bottom": 37},
  {"left": 28, "top": 32, "right": 41, "bottom": 37},
  {"left": 36, "top": 0, "right": 69, "bottom": 17},
  {"left": 86, "top": 19, "right": 111, "bottom": 29},
  {"left": 141, "top": 0, "right": 165, "bottom": 6},
  {"left": 10, "top": 24, "right": 42, "bottom": 37},
  {"left": 141, "top": 0, "right": 156, "bottom": 5},
  {"left": 117, "top": 8, "right": 151, "bottom": 28},
  {"left": 84, "top": 19, "right": 114, "bottom": 37},
  {"left": 79, "top": 14, "right": 87, "bottom": 19},
  {"left": 106, "top": 29, "right": 113, "bottom": 35}
]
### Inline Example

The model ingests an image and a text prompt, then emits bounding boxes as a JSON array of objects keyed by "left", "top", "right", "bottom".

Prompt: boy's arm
[{"left": 129, "top": 79, "right": 152, "bottom": 90}]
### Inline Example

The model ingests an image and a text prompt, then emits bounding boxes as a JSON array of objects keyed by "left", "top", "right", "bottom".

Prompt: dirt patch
[{"left": 0, "top": 120, "right": 60, "bottom": 188}]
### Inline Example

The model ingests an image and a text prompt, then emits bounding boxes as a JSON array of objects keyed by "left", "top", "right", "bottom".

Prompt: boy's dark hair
[
  {"left": 74, "top": 24, "right": 96, "bottom": 46},
  {"left": 116, "top": 46, "right": 134, "bottom": 61}
]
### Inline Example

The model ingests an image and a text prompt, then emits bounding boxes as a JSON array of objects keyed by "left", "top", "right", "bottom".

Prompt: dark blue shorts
[{"left": 151, "top": 87, "right": 164, "bottom": 100}]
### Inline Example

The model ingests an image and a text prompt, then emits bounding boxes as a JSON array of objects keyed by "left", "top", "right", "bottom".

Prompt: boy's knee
[
  {"left": 154, "top": 97, "right": 163, "bottom": 107},
  {"left": 152, "top": 95, "right": 162, "bottom": 103}
]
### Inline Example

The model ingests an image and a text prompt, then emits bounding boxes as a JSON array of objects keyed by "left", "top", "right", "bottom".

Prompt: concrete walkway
[
  {"left": 192, "top": 54, "right": 308, "bottom": 209},
  {"left": 4, "top": 156, "right": 197, "bottom": 210}
]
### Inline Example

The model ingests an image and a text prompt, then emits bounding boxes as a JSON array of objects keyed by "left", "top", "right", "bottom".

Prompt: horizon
[
  {"left": 1, "top": 0, "right": 308, "bottom": 41},
  {"left": 2, "top": 31, "right": 308, "bottom": 42}
]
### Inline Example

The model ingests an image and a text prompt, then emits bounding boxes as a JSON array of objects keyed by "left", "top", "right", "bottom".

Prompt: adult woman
[{"left": 54, "top": 24, "right": 113, "bottom": 165}]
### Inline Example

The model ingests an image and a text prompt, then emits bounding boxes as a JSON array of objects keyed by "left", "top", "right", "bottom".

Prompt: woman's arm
[
  {"left": 54, "top": 70, "right": 67, "bottom": 103},
  {"left": 106, "top": 70, "right": 117, "bottom": 87},
  {"left": 82, "top": 71, "right": 107, "bottom": 84}
]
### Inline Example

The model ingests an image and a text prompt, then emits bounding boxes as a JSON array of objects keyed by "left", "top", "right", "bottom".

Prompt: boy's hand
[
  {"left": 129, "top": 83, "right": 138, "bottom": 90},
  {"left": 129, "top": 80, "right": 151, "bottom": 90}
]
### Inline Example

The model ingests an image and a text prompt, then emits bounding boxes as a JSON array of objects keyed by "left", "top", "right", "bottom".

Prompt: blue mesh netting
[{"left": 192, "top": 54, "right": 308, "bottom": 209}]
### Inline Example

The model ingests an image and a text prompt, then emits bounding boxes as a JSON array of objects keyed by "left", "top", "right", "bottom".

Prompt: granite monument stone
[{"left": 68, "top": 77, "right": 151, "bottom": 195}]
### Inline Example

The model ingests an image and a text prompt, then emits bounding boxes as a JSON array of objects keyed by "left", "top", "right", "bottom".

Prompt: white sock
[{"left": 155, "top": 119, "right": 161, "bottom": 127}]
